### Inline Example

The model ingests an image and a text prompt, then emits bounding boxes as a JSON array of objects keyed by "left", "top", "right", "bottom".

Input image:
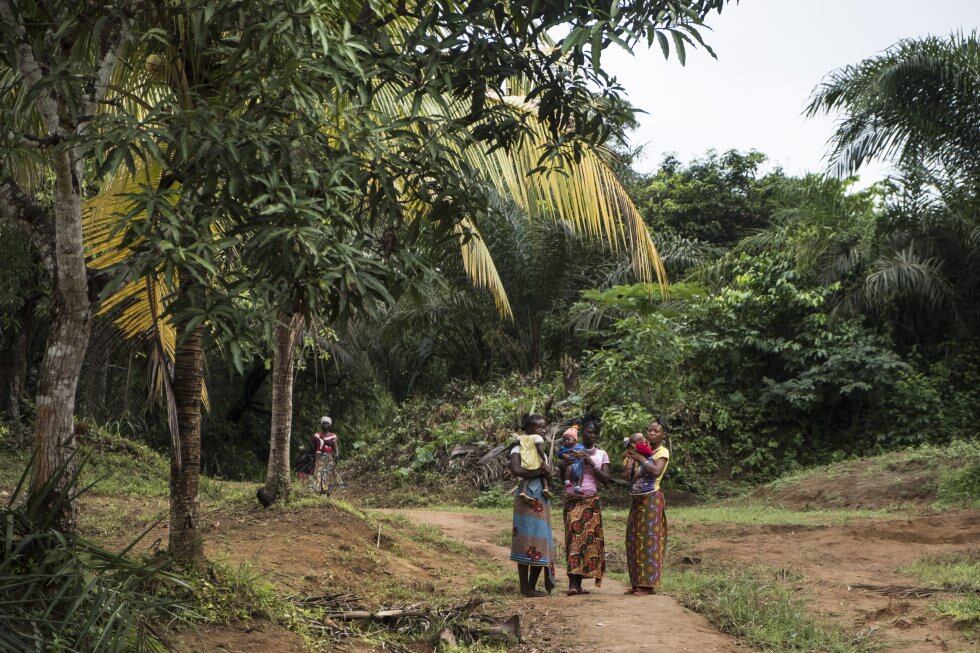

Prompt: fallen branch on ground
[
  {"left": 294, "top": 593, "right": 519, "bottom": 648},
  {"left": 849, "top": 584, "right": 945, "bottom": 598}
]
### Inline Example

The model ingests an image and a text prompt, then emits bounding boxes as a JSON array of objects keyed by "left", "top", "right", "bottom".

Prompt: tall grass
[{"left": 936, "top": 461, "right": 980, "bottom": 508}]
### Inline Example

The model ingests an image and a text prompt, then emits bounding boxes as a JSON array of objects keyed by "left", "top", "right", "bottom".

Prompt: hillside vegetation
[{"left": 340, "top": 373, "right": 980, "bottom": 510}]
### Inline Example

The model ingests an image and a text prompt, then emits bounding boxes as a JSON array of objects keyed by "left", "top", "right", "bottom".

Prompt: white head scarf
[{"left": 319, "top": 416, "right": 332, "bottom": 428}]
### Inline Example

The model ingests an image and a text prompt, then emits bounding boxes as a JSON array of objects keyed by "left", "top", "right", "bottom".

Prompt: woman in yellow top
[{"left": 623, "top": 418, "right": 670, "bottom": 595}]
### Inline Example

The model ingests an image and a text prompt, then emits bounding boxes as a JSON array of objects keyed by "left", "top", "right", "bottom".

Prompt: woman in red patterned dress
[{"left": 624, "top": 418, "right": 670, "bottom": 595}]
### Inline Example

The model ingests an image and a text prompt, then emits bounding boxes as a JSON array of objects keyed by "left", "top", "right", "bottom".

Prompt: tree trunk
[
  {"left": 0, "top": 294, "right": 38, "bottom": 421},
  {"left": 29, "top": 149, "right": 92, "bottom": 533},
  {"left": 169, "top": 322, "right": 206, "bottom": 567},
  {"left": 263, "top": 312, "right": 305, "bottom": 503}
]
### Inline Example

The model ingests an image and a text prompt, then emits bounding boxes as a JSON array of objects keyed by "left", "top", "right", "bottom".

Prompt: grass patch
[
  {"left": 185, "top": 559, "right": 302, "bottom": 626},
  {"left": 932, "top": 595, "right": 980, "bottom": 628},
  {"left": 440, "top": 644, "right": 507, "bottom": 653},
  {"left": 671, "top": 505, "right": 892, "bottom": 525},
  {"left": 664, "top": 566, "right": 877, "bottom": 652},
  {"left": 411, "top": 501, "right": 881, "bottom": 528},
  {"left": 469, "top": 571, "right": 516, "bottom": 596},
  {"left": 374, "top": 511, "right": 473, "bottom": 557},
  {"left": 601, "top": 504, "right": 891, "bottom": 526},
  {"left": 902, "top": 552, "right": 980, "bottom": 592},
  {"left": 472, "top": 487, "right": 514, "bottom": 509},
  {"left": 903, "top": 552, "right": 980, "bottom": 630},
  {"left": 936, "top": 461, "right": 980, "bottom": 508}
]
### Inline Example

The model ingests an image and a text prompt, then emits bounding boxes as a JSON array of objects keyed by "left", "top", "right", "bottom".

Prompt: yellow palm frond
[
  {"left": 455, "top": 218, "right": 513, "bottom": 319},
  {"left": 465, "top": 95, "right": 667, "bottom": 294},
  {"left": 371, "top": 89, "right": 668, "bottom": 314},
  {"left": 82, "top": 161, "right": 209, "bottom": 413}
]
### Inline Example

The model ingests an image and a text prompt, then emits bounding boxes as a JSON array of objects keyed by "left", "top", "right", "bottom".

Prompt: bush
[{"left": 472, "top": 487, "right": 514, "bottom": 509}]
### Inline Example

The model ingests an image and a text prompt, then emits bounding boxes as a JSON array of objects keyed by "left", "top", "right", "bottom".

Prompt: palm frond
[
  {"left": 455, "top": 218, "right": 513, "bottom": 319},
  {"left": 463, "top": 96, "right": 668, "bottom": 294},
  {"left": 808, "top": 31, "right": 980, "bottom": 177},
  {"left": 864, "top": 243, "right": 951, "bottom": 310}
]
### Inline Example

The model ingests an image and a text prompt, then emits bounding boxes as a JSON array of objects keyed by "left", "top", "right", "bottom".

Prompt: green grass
[
  {"left": 932, "top": 595, "right": 980, "bottom": 628},
  {"left": 902, "top": 553, "right": 980, "bottom": 630},
  {"left": 600, "top": 504, "right": 892, "bottom": 527},
  {"left": 423, "top": 502, "right": 886, "bottom": 527},
  {"left": 902, "top": 553, "right": 980, "bottom": 592},
  {"left": 663, "top": 567, "right": 877, "bottom": 652},
  {"left": 469, "top": 571, "right": 517, "bottom": 596},
  {"left": 185, "top": 559, "right": 300, "bottom": 626},
  {"left": 936, "top": 460, "right": 980, "bottom": 508},
  {"left": 671, "top": 505, "right": 893, "bottom": 525},
  {"left": 373, "top": 511, "right": 474, "bottom": 557}
]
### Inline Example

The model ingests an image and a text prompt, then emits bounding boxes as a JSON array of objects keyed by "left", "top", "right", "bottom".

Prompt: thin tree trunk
[
  {"left": 29, "top": 149, "right": 92, "bottom": 533},
  {"left": 263, "top": 312, "right": 305, "bottom": 503},
  {"left": 0, "top": 294, "right": 37, "bottom": 421},
  {"left": 169, "top": 322, "right": 206, "bottom": 566}
]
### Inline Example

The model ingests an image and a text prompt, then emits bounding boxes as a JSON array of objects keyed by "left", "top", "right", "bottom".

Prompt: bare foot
[
  {"left": 542, "top": 488, "right": 553, "bottom": 499},
  {"left": 632, "top": 588, "right": 654, "bottom": 596},
  {"left": 519, "top": 493, "right": 534, "bottom": 504}
]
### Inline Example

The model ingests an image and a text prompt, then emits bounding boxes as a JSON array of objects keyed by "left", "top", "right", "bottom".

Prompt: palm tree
[{"left": 807, "top": 31, "right": 980, "bottom": 179}]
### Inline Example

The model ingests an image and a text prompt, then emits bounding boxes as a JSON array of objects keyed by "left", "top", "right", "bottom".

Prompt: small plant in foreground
[{"left": 0, "top": 456, "right": 186, "bottom": 652}]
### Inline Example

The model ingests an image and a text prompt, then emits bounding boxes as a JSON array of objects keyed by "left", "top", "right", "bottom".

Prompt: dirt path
[{"left": 392, "top": 509, "right": 745, "bottom": 653}]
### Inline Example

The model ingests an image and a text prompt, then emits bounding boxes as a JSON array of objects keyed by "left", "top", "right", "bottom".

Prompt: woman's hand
[{"left": 625, "top": 449, "right": 648, "bottom": 463}]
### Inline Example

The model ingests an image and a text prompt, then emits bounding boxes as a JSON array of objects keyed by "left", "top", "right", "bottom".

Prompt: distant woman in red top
[{"left": 311, "top": 416, "right": 342, "bottom": 493}]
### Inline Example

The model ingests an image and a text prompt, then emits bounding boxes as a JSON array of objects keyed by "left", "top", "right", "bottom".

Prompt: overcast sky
[{"left": 607, "top": 0, "right": 980, "bottom": 181}]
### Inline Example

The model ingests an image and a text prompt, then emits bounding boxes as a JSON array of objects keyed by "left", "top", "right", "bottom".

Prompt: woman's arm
[
  {"left": 510, "top": 452, "right": 548, "bottom": 478},
  {"left": 582, "top": 455, "right": 613, "bottom": 485},
  {"left": 637, "top": 457, "right": 667, "bottom": 479},
  {"left": 595, "top": 462, "right": 613, "bottom": 484}
]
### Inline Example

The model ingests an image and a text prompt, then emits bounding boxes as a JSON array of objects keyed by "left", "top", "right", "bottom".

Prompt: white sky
[{"left": 607, "top": 0, "right": 980, "bottom": 181}]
